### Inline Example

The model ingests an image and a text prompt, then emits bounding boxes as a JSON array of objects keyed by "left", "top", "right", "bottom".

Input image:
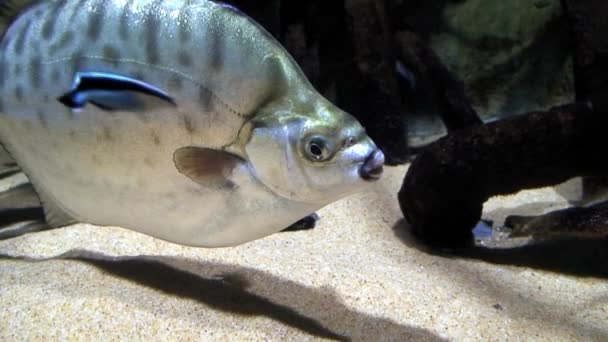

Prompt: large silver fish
[{"left": 0, "top": 0, "right": 385, "bottom": 247}]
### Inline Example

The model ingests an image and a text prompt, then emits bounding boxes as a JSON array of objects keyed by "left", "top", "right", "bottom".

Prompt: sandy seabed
[{"left": 0, "top": 165, "right": 606, "bottom": 341}]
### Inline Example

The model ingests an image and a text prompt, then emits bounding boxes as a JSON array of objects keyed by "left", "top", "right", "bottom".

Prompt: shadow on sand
[
  {"left": 393, "top": 219, "right": 608, "bottom": 279},
  {"left": 0, "top": 250, "right": 445, "bottom": 342}
]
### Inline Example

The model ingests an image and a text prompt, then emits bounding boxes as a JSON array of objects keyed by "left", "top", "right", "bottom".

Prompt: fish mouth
[{"left": 359, "top": 149, "right": 385, "bottom": 181}]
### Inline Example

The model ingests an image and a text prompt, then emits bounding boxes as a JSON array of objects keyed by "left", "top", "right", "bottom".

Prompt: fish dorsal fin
[
  {"left": 173, "top": 146, "right": 245, "bottom": 188},
  {"left": 0, "top": 0, "right": 40, "bottom": 34}
]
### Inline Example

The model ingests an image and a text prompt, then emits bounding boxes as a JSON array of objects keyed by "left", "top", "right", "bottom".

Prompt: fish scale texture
[{"left": 0, "top": 166, "right": 607, "bottom": 341}]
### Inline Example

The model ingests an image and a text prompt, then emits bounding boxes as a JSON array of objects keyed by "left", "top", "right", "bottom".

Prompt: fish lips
[{"left": 359, "top": 149, "right": 385, "bottom": 181}]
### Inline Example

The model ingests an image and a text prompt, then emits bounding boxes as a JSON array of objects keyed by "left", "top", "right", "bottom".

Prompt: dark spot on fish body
[
  {"left": 34, "top": 8, "right": 44, "bottom": 18},
  {"left": 0, "top": 56, "right": 6, "bottom": 90},
  {"left": 102, "top": 45, "right": 120, "bottom": 65},
  {"left": 71, "top": 50, "right": 86, "bottom": 76},
  {"left": 0, "top": 98, "right": 4, "bottom": 113},
  {"left": 143, "top": 1, "right": 162, "bottom": 64},
  {"left": 14, "top": 86, "right": 23, "bottom": 102},
  {"left": 87, "top": 0, "right": 107, "bottom": 41},
  {"left": 14, "top": 19, "right": 32, "bottom": 55},
  {"left": 0, "top": 59, "right": 5, "bottom": 88},
  {"left": 199, "top": 87, "right": 214, "bottom": 111},
  {"left": 37, "top": 110, "right": 48, "bottom": 129},
  {"left": 51, "top": 31, "right": 75, "bottom": 54},
  {"left": 0, "top": 36, "right": 11, "bottom": 57},
  {"left": 118, "top": 0, "right": 136, "bottom": 41},
  {"left": 69, "top": 0, "right": 89, "bottom": 22},
  {"left": 209, "top": 15, "right": 224, "bottom": 72},
  {"left": 30, "top": 56, "right": 42, "bottom": 89},
  {"left": 182, "top": 115, "right": 195, "bottom": 134},
  {"left": 178, "top": 51, "right": 192, "bottom": 67},
  {"left": 102, "top": 179, "right": 112, "bottom": 188},
  {"left": 42, "top": 0, "right": 68, "bottom": 40},
  {"left": 51, "top": 68, "right": 61, "bottom": 83},
  {"left": 136, "top": 178, "right": 147, "bottom": 188},
  {"left": 91, "top": 154, "right": 102, "bottom": 165},
  {"left": 143, "top": 157, "right": 156, "bottom": 167},
  {"left": 151, "top": 131, "right": 161, "bottom": 146},
  {"left": 221, "top": 180, "right": 237, "bottom": 191},
  {"left": 177, "top": 1, "right": 192, "bottom": 43},
  {"left": 168, "top": 75, "right": 183, "bottom": 90},
  {"left": 13, "top": 64, "right": 21, "bottom": 77},
  {"left": 135, "top": 112, "right": 149, "bottom": 123},
  {"left": 102, "top": 125, "right": 113, "bottom": 141},
  {"left": 131, "top": 71, "right": 145, "bottom": 81},
  {"left": 69, "top": 129, "right": 78, "bottom": 141}
]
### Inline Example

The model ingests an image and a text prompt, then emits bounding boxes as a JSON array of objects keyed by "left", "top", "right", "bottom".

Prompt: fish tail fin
[
  {"left": 0, "top": 141, "right": 75, "bottom": 231},
  {"left": 0, "top": 0, "right": 40, "bottom": 34},
  {"left": 0, "top": 183, "right": 41, "bottom": 213},
  {"left": 0, "top": 142, "right": 19, "bottom": 178},
  {"left": 0, "top": 182, "right": 48, "bottom": 238},
  {"left": 0, "top": 143, "right": 48, "bottom": 237}
]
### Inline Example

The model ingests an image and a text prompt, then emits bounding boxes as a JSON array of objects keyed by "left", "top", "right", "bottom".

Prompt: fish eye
[{"left": 304, "top": 135, "right": 332, "bottom": 162}]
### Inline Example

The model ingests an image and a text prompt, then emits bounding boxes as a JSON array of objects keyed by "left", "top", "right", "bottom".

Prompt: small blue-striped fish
[{"left": 0, "top": 0, "right": 384, "bottom": 247}]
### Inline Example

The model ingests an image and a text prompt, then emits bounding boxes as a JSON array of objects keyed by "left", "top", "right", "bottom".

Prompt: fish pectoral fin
[
  {"left": 58, "top": 71, "right": 176, "bottom": 112},
  {"left": 173, "top": 146, "right": 245, "bottom": 186}
]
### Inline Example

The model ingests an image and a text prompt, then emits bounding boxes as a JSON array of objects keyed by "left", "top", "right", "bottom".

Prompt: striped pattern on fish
[{"left": 0, "top": 0, "right": 384, "bottom": 247}]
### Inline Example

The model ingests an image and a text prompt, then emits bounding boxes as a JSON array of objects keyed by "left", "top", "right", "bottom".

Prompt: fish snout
[{"left": 359, "top": 149, "right": 385, "bottom": 181}]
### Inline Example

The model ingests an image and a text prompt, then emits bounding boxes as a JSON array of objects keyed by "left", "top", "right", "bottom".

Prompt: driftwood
[
  {"left": 399, "top": 102, "right": 608, "bottom": 245},
  {"left": 399, "top": 0, "right": 608, "bottom": 246}
]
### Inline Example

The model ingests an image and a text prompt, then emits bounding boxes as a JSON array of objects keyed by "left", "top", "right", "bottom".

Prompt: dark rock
[{"left": 399, "top": 102, "right": 608, "bottom": 246}]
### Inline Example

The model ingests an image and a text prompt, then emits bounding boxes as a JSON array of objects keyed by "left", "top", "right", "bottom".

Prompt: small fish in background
[{"left": 0, "top": 0, "right": 384, "bottom": 247}]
